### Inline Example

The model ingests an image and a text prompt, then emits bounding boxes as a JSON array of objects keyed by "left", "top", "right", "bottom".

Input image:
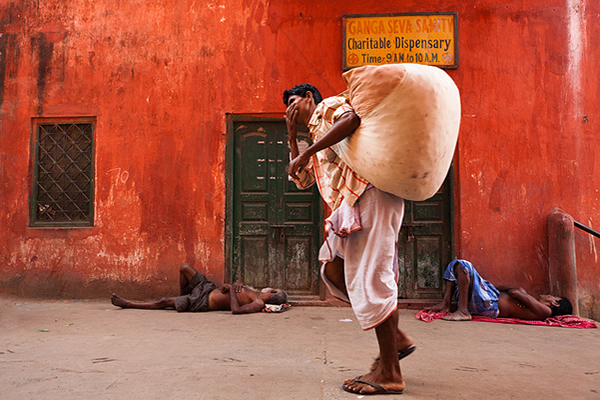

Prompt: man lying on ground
[
  {"left": 112, "top": 263, "right": 288, "bottom": 314},
  {"left": 430, "top": 259, "right": 573, "bottom": 321}
]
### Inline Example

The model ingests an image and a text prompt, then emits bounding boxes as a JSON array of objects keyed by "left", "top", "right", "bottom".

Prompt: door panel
[
  {"left": 240, "top": 237, "right": 268, "bottom": 287},
  {"left": 229, "top": 119, "right": 321, "bottom": 296},
  {"left": 398, "top": 176, "right": 453, "bottom": 299}
]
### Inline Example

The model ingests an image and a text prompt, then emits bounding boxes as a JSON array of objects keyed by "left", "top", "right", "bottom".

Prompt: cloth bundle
[
  {"left": 262, "top": 303, "right": 291, "bottom": 313},
  {"left": 333, "top": 63, "right": 461, "bottom": 201}
]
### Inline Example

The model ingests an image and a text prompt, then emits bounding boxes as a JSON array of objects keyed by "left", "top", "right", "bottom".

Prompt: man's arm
[
  {"left": 288, "top": 111, "right": 361, "bottom": 180},
  {"left": 285, "top": 103, "right": 301, "bottom": 161},
  {"left": 228, "top": 286, "right": 265, "bottom": 314},
  {"left": 506, "top": 287, "right": 552, "bottom": 320},
  {"left": 495, "top": 285, "right": 519, "bottom": 292},
  {"left": 285, "top": 103, "right": 316, "bottom": 188},
  {"left": 232, "top": 280, "right": 245, "bottom": 293}
]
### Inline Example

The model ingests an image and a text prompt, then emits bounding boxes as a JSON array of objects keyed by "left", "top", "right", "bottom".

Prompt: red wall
[{"left": 1, "top": 0, "right": 598, "bottom": 317}]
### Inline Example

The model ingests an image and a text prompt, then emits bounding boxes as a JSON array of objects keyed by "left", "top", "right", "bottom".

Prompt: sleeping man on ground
[
  {"left": 111, "top": 263, "right": 288, "bottom": 314},
  {"left": 430, "top": 259, "right": 573, "bottom": 321}
]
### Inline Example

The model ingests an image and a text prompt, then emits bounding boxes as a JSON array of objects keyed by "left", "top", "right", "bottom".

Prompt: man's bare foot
[
  {"left": 397, "top": 332, "right": 414, "bottom": 352},
  {"left": 442, "top": 308, "right": 472, "bottom": 321},
  {"left": 370, "top": 331, "right": 415, "bottom": 371},
  {"left": 343, "top": 370, "right": 405, "bottom": 395},
  {"left": 370, "top": 345, "right": 416, "bottom": 371},
  {"left": 111, "top": 294, "right": 131, "bottom": 308},
  {"left": 429, "top": 301, "right": 450, "bottom": 312}
]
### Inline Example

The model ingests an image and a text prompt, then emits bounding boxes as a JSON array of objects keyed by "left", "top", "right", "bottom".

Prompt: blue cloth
[{"left": 444, "top": 259, "right": 500, "bottom": 318}]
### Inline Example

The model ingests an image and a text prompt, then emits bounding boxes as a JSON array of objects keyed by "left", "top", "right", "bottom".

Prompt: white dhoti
[{"left": 319, "top": 186, "right": 405, "bottom": 330}]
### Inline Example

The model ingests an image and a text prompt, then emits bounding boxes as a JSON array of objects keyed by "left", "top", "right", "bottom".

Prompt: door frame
[
  {"left": 449, "top": 163, "right": 458, "bottom": 262},
  {"left": 225, "top": 114, "right": 458, "bottom": 300}
]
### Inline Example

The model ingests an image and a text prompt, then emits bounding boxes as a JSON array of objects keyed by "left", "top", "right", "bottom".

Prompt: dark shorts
[{"left": 174, "top": 272, "right": 217, "bottom": 312}]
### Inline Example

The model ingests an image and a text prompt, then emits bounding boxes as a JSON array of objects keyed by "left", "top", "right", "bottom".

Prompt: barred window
[{"left": 30, "top": 119, "right": 95, "bottom": 227}]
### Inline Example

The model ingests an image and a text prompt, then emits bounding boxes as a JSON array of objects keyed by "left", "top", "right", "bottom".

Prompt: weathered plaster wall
[
  {"left": 0, "top": 0, "right": 598, "bottom": 316},
  {"left": 573, "top": 0, "right": 600, "bottom": 319},
  {"left": 449, "top": 0, "right": 599, "bottom": 318},
  {"left": 0, "top": 0, "right": 258, "bottom": 297}
]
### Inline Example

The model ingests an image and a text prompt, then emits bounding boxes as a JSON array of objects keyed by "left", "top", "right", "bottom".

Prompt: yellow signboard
[{"left": 343, "top": 13, "right": 458, "bottom": 69}]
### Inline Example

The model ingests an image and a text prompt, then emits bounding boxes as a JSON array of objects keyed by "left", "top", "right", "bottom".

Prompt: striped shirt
[{"left": 291, "top": 95, "right": 369, "bottom": 211}]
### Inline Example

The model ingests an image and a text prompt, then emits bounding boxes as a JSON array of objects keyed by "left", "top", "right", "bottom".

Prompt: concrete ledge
[
  {"left": 398, "top": 299, "right": 440, "bottom": 310},
  {"left": 289, "top": 297, "right": 442, "bottom": 309}
]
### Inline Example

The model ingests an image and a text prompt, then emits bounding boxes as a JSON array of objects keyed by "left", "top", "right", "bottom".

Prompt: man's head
[
  {"left": 260, "top": 287, "right": 288, "bottom": 305},
  {"left": 283, "top": 84, "right": 323, "bottom": 107},
  {"left": 283, "top": 84, "right": 323, "bottom": 126},
  {"left": 538, "top": 295, "right": 573, "bottom": 317}
]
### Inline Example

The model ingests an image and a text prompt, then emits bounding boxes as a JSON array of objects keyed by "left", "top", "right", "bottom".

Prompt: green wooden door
[
  {"left": 227, "top": 118, "right": 322, "bottom": 297},
  {"left": 397, "top": 175, "right": 454, "bottom": 299}
]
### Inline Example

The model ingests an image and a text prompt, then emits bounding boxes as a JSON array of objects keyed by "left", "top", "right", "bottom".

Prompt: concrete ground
[{"left": 1, "top": 298, "right": 599, "bottom": 400}]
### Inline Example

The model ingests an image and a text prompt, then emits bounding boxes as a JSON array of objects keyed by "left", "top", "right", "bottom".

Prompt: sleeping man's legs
[
  {"left": 111, "top": 294, "right": 176, "bottom": 309},
  {"left": 179, "top": 263, "right": 200, "bottom": 294},
  {"left": 111, "top": 263, "right": 199, "bottom": 310},
  {"left": 431, "top": 262, "right": 473, "bottom": 321}
]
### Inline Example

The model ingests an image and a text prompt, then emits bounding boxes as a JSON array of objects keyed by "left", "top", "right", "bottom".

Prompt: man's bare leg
[
  {"left": 395, "top": 327, "right": 414, "bottom": 351},
  {"left": 179, "top": 263, "right": 198, "bottom": 294},
  {"left": 430, "top": 279, "right": 455, "bottom": 311},
  {"left": 442, "top": 265, "right": 472, "bottom": 321},
  {"left": 326, "top": 257, "right": 415, "bottom": 371},
  {"left": 323, "top": 257, "right": 347, "bottom": 297},
  {"left": 112, "top": 263, "right": 193, "bottom": 310},
  {"left": 369, "top": 326, "right": 415, "bottom": 371},
  {"left": 344, "top": 310, "right": 405, "bottom": 394},
  {"left": 111, "top": 294, "right": 176, "bottom": 309}
]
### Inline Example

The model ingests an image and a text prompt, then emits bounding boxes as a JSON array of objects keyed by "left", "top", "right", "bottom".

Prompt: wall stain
[
  {"left": 488, "top": 171, "right": 508, "bottom": 214},
  {"left": 32, "top": 33, "right": 53, "bottom": 115},
  {"left": 0, "top": 34, "right": 7, "bottom": 111}
]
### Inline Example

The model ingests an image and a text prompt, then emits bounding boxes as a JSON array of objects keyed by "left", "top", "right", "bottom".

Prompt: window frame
[{"left": 29, "top": 117, "right": 97, "bottom": 228}]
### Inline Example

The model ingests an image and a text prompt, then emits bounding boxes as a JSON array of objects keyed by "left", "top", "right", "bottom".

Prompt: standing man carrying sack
[
  {"left": 283, "top": 64, "right": 460, "bottom": 395},
  {"left": 283, "top": 83, "right": 413, "bottom": 396}
]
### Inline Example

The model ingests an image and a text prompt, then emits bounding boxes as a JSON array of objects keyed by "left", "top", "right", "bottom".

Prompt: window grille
[{"left": 31, "top": 119, "right": 95, "bottom": 227}]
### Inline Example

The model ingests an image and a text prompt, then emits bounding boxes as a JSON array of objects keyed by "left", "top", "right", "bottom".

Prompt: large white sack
[{"left": 332, "top": 63, "right": 461, "bottom": 201}]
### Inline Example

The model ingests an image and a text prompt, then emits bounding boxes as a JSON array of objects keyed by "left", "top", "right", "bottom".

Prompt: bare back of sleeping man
[
  {"left": 496, "top": 290, "right": 567, "bottom": 320},
  {"left": 111, "top": 264, "right": 288, "bottom": 314}
]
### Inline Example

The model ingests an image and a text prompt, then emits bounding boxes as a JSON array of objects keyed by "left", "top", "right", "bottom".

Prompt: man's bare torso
[
  {"left": 497, "top": 292, "right": 549, "bottom": 320},
  {"left": 208, "top": 287, "right": 261, "bottom": 311}
]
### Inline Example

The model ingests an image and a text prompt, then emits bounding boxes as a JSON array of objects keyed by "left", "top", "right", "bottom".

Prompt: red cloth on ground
[{"left": 414, "top": 309, "right": 597, "bottom": 329}]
